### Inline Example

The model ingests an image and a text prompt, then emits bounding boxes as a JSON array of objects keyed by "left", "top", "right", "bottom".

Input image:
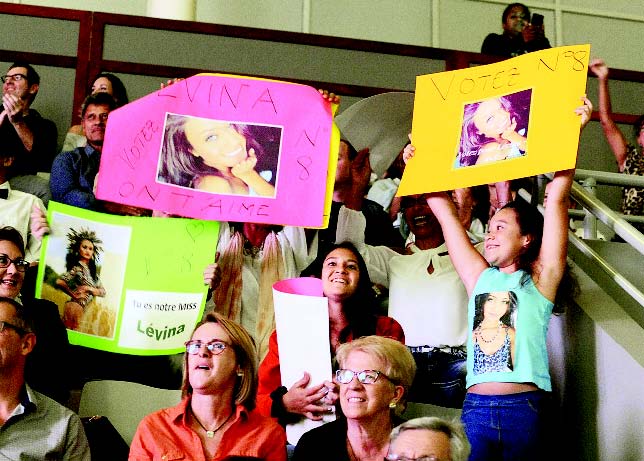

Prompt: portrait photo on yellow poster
[{"left": 398, "top": 45, "right": 590, "bottom": 196}]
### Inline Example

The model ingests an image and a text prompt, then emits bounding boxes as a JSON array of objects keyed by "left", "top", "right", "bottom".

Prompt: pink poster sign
[{"left": 96, "top": 74, "right": 333, "bottom": 226}]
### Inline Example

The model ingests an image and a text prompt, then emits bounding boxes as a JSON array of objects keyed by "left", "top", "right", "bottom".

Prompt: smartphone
[{"left": 531, "top": 13, "right": 544, "bottom": 27}]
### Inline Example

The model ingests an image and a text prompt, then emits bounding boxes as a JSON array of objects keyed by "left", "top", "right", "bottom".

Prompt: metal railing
[
  {"left": 571, "top": 170, "right": 644, "bottom": 249},
  {"left": 569, "top": 180, "right": 644, "bottom": 307},
  {"left": 530, "top": 169, "right": 644, "bottom": 308}
]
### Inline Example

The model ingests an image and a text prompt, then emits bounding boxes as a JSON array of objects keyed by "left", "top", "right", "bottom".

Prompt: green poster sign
[{"left": 35, "top": 202, "right": 219, "bottom": 355}]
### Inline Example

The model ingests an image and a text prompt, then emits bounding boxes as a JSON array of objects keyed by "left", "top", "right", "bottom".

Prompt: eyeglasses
[
  {"left": 0, "top": 254, "right": 29, "bottom": 272},
  {"left": 185, "top": 340, "right": 229, "bottom": 355},
  {"left": 385, "top": 455, "right": 441, "bottom": 461},
  {"left": 1, "top": 74, "right": 27, "bottom": 83},
  {"left": 335, "top": 369, "right": 392, "bottom": 385},
  {"left": 0, "top": 320, "right": 27, "bottom": 335}
]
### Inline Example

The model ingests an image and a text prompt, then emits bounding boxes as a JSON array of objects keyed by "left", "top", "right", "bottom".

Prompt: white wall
[
  {"left": 16, "top": 0, "right": 147, "bottom": 16},
  {"left": 15, "top": 0, "right": 644, "bottom": 71},
  {"left": 548, "top": 262, "right": 644, "bottom": 460}
]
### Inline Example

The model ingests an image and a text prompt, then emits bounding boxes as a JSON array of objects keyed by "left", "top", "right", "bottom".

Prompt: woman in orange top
[{"left": 129, "top": 313, "right": 286, "bottom": 461}]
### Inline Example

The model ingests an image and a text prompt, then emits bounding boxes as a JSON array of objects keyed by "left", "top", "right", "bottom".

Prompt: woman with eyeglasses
[
  {"left": 129, "top": 312, "right": 287, "bottom": 461},
  {"left": 256, "top": 242, "right": 405, "bottom": 425},
  {"left": 292, "top": 335, "right": 416, "bottom": 461}
]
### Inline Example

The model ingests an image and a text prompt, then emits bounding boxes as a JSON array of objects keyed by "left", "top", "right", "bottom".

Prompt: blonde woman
[{"left": 292, "top": 336, "right": 416, "bottom": 461}]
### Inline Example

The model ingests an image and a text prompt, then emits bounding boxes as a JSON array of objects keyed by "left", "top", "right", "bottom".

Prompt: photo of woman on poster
[
  {"left": 56, "top": 228, "right": 106, "bottom": 331},
  {"left": 472, "top": 290, "right": 517, "bottom": 374},
  {"left": 158, "top": 114, "right": 280, "bottom": 197},
  {"left": 455, "top": 89, "right": 532, "bottom": 168}
]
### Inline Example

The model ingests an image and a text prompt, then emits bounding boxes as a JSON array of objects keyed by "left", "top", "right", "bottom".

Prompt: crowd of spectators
[{"left": 0, "top": 2, "right": 641, "bottom": 459}]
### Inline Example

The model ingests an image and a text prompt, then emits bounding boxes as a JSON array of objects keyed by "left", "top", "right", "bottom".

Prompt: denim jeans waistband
[{"left": 464, "top": 390, "right": 547, "bottom": 405}]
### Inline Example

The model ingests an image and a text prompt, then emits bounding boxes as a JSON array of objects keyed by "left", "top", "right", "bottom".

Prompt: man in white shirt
[{"left": 0, "top": 150, "right": 46, "bottom": 262}]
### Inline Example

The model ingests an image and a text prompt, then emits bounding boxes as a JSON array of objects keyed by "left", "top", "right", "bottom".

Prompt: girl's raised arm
[
  {"left": 533, "top": 168, "right": 572, "bottom": 301},
  {"left": 403, "top": 141, "right": 487, "bottom": 293},
  {"left": 425, "top": 192, "right": 488, "bottom": 295},
  {"left": 535, "top": 96, "right": 593, "bottom": 300}
]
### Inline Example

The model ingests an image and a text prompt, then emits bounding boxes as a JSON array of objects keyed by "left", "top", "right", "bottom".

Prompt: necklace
[
  {"left": 191, "top": 407, "right": 234, "bottom": 438},
  {"left": 475, "top": 321, "right": 502, "bottom": 344}
]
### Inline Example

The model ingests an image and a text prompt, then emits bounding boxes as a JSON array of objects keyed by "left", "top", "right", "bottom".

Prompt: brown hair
[
  {"left": 0, "top": 227, "right": 25, "bottom": 256},
  {"left": 181, "top": 312, "right": 258, "bottom": 410}
]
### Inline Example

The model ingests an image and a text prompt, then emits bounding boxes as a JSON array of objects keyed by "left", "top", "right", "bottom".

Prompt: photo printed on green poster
[{"left": 35, "top": 202, "right": 219, "bottom": 355}]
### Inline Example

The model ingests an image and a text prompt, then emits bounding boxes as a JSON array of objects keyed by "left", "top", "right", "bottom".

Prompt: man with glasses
[
  {"left": 0, "top": 296, "right": 89, "bottom": 459},
  {"left": 0, "top": 61, "right": 57, "bottom": 204},
  {"left": 387, "top": 417, "right": 470, "bottom": 461},
  {"left": 50, "top": 92, "right": 116, "bottom": 210}
]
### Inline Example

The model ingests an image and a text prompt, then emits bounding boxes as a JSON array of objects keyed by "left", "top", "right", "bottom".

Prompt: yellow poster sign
[{"left": 398, "top": 45, "right": 590, "bottom": 195}]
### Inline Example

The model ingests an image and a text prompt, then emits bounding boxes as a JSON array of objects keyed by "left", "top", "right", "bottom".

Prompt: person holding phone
[{"left": 481, "top": 3, "right": 551, "bottom": 58}]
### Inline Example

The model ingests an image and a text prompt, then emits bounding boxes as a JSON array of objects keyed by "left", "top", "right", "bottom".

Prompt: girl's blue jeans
[{"left": 462, "top": 390, "right": 550, "bottom": 461}]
